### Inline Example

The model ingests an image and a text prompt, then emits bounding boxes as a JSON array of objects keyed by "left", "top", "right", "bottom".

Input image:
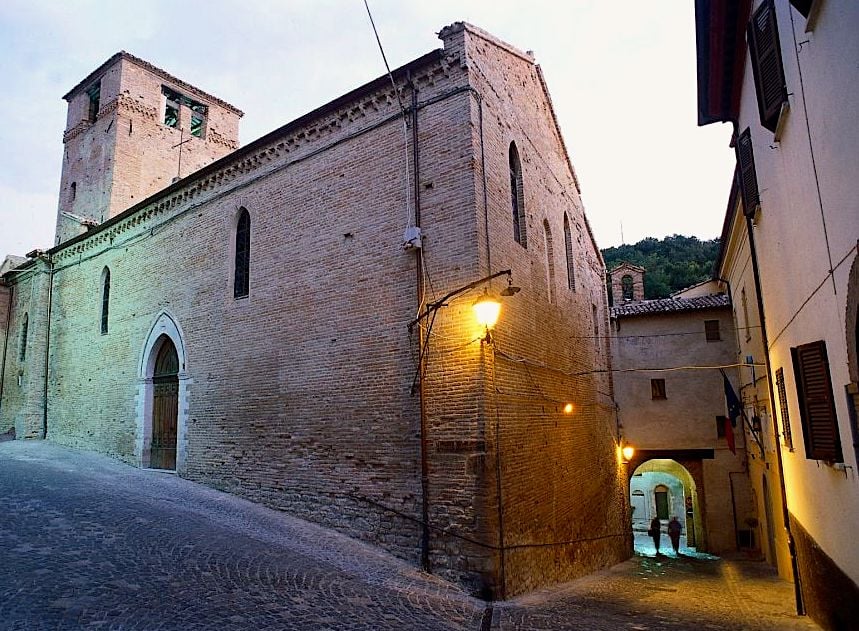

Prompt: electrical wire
[{"left": 362, "top": 0, "right": 413, "bottom": 230}]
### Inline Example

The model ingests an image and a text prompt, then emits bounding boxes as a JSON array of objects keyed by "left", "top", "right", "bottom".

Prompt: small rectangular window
[
  {"left": 705, "top": 320, "right": 721, "bottom": 342},
  {"left": 775, "top": 367, "right": 793, "bottom": 449},
  {"left": 716, "top": 415, "right": 727, "bottom": 439},
  {"left": 791, "top": 341, "right": 842, "bottom": 462},
  {"left": 651, "top": 379, "right": 666, "bottom": 400}
]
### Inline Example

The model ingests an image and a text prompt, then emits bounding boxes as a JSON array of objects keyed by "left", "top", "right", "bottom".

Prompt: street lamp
[
  {"left": 621, "top": 444, "right": 635, "bottom": 463},
  {"left": 473, "top": 290, "right": 502, "bottom": 342}
]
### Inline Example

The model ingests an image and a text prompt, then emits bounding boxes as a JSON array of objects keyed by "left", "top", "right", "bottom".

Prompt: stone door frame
[{"left": 136, "top": 312, "right": 190, "bottom": 472}]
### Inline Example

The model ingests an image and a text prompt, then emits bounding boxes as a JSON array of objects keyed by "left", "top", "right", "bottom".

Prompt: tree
[{"left": 602, "top": 235, "right": 720, "bottom": 300}]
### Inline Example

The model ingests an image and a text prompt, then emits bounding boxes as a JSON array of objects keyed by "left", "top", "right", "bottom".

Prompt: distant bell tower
[
  {"left": 609, "top": 262, "right": 645, "bottom": 304},
  {"left": 56, "top": 52, "right": 243, "bottom": 245}
]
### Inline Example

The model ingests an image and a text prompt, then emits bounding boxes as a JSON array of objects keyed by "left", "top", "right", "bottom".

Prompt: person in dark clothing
[
  {"left": 649, "top": 516, "right": 662, "bottom": 554},
  {"left": 668, "top": 516, "right": 682, "bottom": 554}
]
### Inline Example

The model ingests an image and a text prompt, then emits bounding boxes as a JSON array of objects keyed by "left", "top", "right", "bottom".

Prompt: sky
[{"left": 0, "top": 0, "right": 736, "bottom": 259}]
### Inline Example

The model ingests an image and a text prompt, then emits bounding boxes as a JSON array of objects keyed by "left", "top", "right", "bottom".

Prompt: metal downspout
[
  {"left": 746, "top": 216, "right": 804, "bottom": 615},
  {"left": 0, "top": 281, "right": 13, "bottom": 418},
  {"left": 408, "top": 73, "right": 430, "bottom": 573},
  {"left": 42, "top": 255, "right": 54, "bottom": 439}
]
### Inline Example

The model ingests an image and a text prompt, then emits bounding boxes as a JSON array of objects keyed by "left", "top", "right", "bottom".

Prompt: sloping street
[{"left": 0, "top": 441, "right": 817, "bottom": 630}]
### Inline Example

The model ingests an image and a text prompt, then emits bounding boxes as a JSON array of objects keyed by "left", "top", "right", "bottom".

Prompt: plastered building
[
  {"left": 697, "top": 1, "right": 859, "bottom": 627},
  {"left": 0, "top": 23, "right": 626, "bottom": 598},
  {"left": 609, "top": 272, "right": 754, "bottom": 555}
]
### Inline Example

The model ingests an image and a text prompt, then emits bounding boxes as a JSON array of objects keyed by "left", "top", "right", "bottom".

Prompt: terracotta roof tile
[{"left": 611, "top": 293, "right": 730, "bottom": 318}]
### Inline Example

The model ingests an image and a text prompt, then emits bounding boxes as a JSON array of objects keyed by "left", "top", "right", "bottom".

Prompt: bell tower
[{"left": 56, "top": 52, "right": 243, "bottom": 245}]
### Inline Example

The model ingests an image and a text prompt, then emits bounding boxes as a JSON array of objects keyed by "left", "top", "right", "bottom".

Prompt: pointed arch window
[
  {"left": 19, "top": 313, "right": 28, "bottom": 362},
  {"left": 509, "top": 143, "right": 527, "bottom": 247},
  {"left": 234, "top": 208, "right": 251, "bottom": 299},
  {"left": 563, "top": 214, "right": 575, "bottom": 291},
  {"left": 101, "top": 267, "right": 111, "bottom": 335}
]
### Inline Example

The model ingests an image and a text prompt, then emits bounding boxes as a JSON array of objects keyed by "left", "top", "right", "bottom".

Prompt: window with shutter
[
  {"left": 791, "top": 340, "right": 842, "bottom": 462},
  {"left": 775, "top": 367, "right": 794, "bottom": 449},
  {"left": 748, "top": 0, "right": 788, "bottom": 133},
  {"left": 736, "top": 129, "right": 760, "bottom": 217}
]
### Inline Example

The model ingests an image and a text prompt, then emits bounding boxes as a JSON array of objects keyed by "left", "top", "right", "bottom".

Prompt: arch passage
[{"left": 150, "top": 335, "right": 179, "bottom": 470}]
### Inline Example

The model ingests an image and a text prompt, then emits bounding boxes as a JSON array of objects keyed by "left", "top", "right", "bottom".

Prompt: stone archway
[
  {"left": 136, "top": 312, "right": 190, "bottom": 471},
  {"left": 629, "top": 457, "right": 706, "bottom": 553}
]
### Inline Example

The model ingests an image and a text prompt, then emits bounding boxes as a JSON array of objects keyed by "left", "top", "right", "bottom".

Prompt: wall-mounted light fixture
[
  {"left": 408, "top": 269, "right": 519, "bottom": 341},
  {"left": 621, "top": 444, "right": 635, "bottom": 464},
  {"left": 473, "top": 290, "right": 501, "bottom": 343}
]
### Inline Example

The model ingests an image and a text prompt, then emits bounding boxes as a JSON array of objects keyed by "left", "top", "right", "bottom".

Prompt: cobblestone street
[{"left": 0, "top": 442, "right": 819, "bottom": 630}]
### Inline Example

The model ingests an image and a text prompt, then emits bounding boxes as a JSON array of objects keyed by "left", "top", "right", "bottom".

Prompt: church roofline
[
  {"left": 48, "top": 47, "right": 445, "bottom": 257},
  {"left": 62, "top": 51, "right": 244, "bottom": 116}
]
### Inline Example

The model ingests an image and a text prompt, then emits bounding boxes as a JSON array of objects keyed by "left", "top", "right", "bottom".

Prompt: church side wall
[
  {"left": 0, "top": 264, "right": 50, "bottom": 439},
  {"left": 44, "top": 55, "right": 482, "bottom": 580},
  {"left": 437, "top": 26, "right": 627, "bottom": 597}
]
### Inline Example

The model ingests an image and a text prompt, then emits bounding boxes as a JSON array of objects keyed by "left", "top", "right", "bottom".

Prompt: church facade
[{"left": 0, "top": 23, "right": 627, "bottom": 598}]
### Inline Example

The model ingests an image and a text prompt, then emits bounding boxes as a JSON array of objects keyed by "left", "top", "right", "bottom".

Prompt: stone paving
[{"left": 0, "top": 441, "right": 820, "bottom": 630}]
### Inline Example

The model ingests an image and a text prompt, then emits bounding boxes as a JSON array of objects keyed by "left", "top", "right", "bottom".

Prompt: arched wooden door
[{"left": 151, "top": 336, "right": 179, "bottom": 470}]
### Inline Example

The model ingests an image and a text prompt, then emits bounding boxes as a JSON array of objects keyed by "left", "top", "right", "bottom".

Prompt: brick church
[{"left": 0, "top": 23, "right": 627, "bottom": 598}]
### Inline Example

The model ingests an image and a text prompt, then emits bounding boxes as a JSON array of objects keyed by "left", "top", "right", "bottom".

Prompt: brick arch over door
[{"left": 135, "top": 312, "right": 191, "bottom": 471}]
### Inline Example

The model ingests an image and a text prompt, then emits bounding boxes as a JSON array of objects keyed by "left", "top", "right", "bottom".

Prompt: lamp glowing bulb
[
  {"left": 563, "top": 403, "right": 574, "bottom": 415},
  {"left": 473, "top": 291, "right": 502, "bottom": 330},
  {"left": 622, "top": 445, "right": 635, "bottom": 462}
]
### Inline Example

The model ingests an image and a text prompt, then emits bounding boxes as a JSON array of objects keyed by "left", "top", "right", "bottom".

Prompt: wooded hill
[{"left": 601, "top": 235, "right": 720, "bottom": 300}]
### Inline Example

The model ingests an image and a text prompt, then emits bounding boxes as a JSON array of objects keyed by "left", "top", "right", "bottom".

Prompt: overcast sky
[{"left": 0, "top": 0, "right": 735, "bottom": 258}]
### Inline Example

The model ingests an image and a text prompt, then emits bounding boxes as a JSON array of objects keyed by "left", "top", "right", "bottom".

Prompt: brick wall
[
  {"left": 57, "top": 55, "right": 241, "bottom": 244},
  {"left": 2, "top": 24, "right": 628, "bottom": 599}
]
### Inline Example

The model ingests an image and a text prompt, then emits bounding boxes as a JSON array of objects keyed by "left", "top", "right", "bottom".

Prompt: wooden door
[{"left": 151, "top": 338, "right": 179, "bottom": 470}]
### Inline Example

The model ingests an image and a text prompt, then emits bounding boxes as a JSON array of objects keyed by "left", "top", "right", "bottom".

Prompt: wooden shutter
[
  {"left": 736, "top": 129, "right": 760, "bottom": 216},
  {"left": 748, "top": 0, "right": 788, "bottom": 132},
  {"left": 791, "top": 341, "right": 842, "bottom": 462}
]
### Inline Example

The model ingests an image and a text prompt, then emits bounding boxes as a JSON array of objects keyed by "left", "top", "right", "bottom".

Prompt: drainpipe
[
  {"left": 41, "top": 254, "right": 54, "bottom": 439},
  {"left": 0, "top": 281, "right": 13, "bottom": 419},
  {"left": 408, "top": 73, "right": 430, "bottom": 573},
  {"left": 745, "top": 215, "right": 804, "bottom": 615}
]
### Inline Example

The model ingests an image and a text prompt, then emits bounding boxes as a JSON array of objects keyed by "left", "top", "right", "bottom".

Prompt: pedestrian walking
[
  {"left": 649, "top": 516, "right": 661, "bottom": 554},
  {"left": 668, "top": 516, "right": 682, "bottom": 554}
]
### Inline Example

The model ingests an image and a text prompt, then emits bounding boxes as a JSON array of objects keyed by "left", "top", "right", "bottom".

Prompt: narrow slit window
[
  {"left": 543, "top": 220, "right": 555, "bottom": 303},
  {"left": 234, "top": 208, "right": 251, "bottom": 299},
  {"left": 19, "top": 313, "right": 28, "bottom": 362},
  {"left": 101, "top": 267, "right": 111, "bottom": 335}
]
